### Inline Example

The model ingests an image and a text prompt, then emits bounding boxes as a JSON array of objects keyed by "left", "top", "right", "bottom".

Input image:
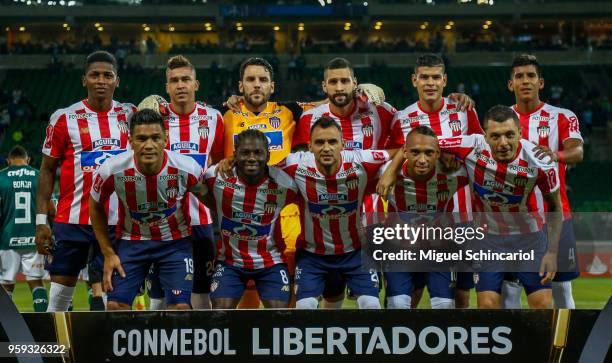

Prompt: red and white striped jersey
[
  {"left": 90, "top": 150, "right": 205, "bottom": 241},
  {"left": 381, "top": 161, "right": 469, "bottom": 214},
  {"left": 293, "top": 99, "right": 396, "bottom": 213},
  {"left": 281, "top": 150, "right": 390, "bottom": 255},
  {"left": 388, "top": 98, "right": 483, "bottom": 217},
  {"left": 293, "top": 99, "right": 396, "bottom": 150},
  {"left": 42, "top": 99, "right": 135, "bottom": 225},
  {"left": 165, "top": 103, "right": 224, "bottom": 227},
  {"left": 513, "top": 102, "right": 582, "bottom": 220},
  {"left": 439, "top": 134, "right": 560, "bottom": 235},
  {"left": 205, "top": 164, "right": 298, "bottom": 269}
]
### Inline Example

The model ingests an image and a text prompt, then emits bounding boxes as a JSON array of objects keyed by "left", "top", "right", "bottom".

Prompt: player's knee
[
  {"left": 430, "top": 297, "right": 455, "bottom": 309},
  {"left": 167, "top": 303, "right": 191, "bottom": 310},
  {"left": 477, "top": 292, "right": 501, "bottom": 309},
  {"left": 357, "top": 295, "right": 381, "bottom": 309},
  {"left": 387, "top": 294, "right": 411, "bottom": 309},
  {"left": 296, "top": 297, "right": 318, "bottom": 309},
  {"left": 212, "top": 298, "right": 239, "bottom": 309},
  {"left": 262, "top": 299, "right": 289, "bottom": 309},
  {"left": 527, "top": 290, "right": 552, "bottom": 309},
  {"left": 455, "top": 290, "right": 470, "bottom": 309},
  {"left": 107, "top": 300, "right": 130, "bottom": 310}
]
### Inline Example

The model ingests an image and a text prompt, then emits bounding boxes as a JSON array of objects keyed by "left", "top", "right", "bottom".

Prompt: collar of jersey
[
  {"left": 133, "top": 149, "right": 169, "bottom": 177},
  {"left": 234, "top": 167, "right": 270, "bottom": 188},
  {"left": 169, "top": 103, "right": 197, "bottom": 117},
  {"left": 82, "top": 99, "right": 114, "bottom": 114},
  {"left": 512, "top": 101, "right": 545, "bottom": 117},
  {"left": 328, "top": 100, "right": 357, "bottom": 120},
  {"left": 417, "top": 98, "right": 445, "bottom": 115},
  {"left": 241, "top": 101, "right": 274, "bottom": 117}
]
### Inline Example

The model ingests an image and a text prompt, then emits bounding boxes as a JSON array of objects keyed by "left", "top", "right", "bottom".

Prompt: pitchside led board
[{"left": 0, "top": 302, "right": 611, "bottom": 363}]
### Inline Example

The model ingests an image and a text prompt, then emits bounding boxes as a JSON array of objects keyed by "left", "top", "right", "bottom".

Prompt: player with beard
[
  {"left": 501, "top": 54, "right": 584, "bottom": 309},
  {"left": 36, "top": 51, "right": 135, "bottom": 311},
  {"left": 204, "top": 130, "right": 297, "bottom": 309}
]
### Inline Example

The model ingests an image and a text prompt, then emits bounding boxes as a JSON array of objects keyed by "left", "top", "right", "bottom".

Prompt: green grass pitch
[{"left": 9, "top": 277, "right": 611, "bottom": 311}]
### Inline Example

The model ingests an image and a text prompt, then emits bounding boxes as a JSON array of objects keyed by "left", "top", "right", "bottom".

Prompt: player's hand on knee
[
  {"left": 224, "top": 95, "right": 244, "bottom": 112},
  {"left": 356, "top": 83, "right": 385, "bottom": 105},
  {"left": 103, "top": 254, "right": 125, "bottom": 292},
  {"left": 216, "top": 156, "right": 235, "bottom": 179},
  {"left": 376, "top": 170, "right": 396, "bottom": 201},
  {"left": 440, "top": 152, "right": 461, "bottom": 172},
  {"left": 447, "top": 92, "right": 474, "bottom": 112},
  {"left": 35, "top": 224, "right": 54, "bottom": 255},
  {"left": 539, "top": 251, "right": 557, "bottom": 284}
]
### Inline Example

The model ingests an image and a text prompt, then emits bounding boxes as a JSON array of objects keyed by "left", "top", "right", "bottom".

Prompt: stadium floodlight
[{"left": 19, "top": 26, "right": 26, "bottom": 31}]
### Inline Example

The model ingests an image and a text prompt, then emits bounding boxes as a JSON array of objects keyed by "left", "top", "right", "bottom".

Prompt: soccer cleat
[{"left": 133, "top": 295, "right": 146, "bottom": 311}]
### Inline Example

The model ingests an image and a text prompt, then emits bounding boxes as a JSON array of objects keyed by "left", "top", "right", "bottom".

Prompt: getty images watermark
[{"left": 361, "top": 212, "right": 612, "bottom": 273}]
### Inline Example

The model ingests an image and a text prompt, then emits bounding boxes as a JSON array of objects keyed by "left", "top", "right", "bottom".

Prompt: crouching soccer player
[
  {"left": 0, "top": 146, "right": 49, "bottom": 311},
  {"left": 439, "top": 105, "right": 562, "bottom": 308},
  {"left": 379, "top": 126, "right": 470, "bottom": 309},
  {"left": 89, "top": 109, "right": 207, "bottom": 310},
  {"left": 281, "top": 116, "right": 394, "bottom": 309},
  {"left": 205, "top": 130, "right": 297, "bottom": 309}
]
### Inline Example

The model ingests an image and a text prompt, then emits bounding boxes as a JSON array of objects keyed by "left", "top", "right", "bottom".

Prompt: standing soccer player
[
  {"left": 35, "top": 51, "right": 135, "bottom": 311},
  {"left": 378, "top": 54, "right": 483, "bottom": 308},
  {"left": 90, "top": 109, "right": 206, "bottom": 310},
  {"left": 439, "top": 105, "right": 562, "bottom": 309},
  {"left": 0, "top": 146, "right": 48, "bottom": 311},
  {"left": 206, "top": 130, "right": 297, "bottom": 308},
  {"left": 381, "top": 127, "right": 469, "bottom": 309},
  {"left": 503, "top": 54, "right": 584, "bottom": 309},
  {"left": 282, "top": 116, "right": 391, "bottom": 309}
]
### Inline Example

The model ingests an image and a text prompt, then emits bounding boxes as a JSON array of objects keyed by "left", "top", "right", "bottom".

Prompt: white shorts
[{"left": 0, "top": 249, "right": 45, "bottom": 284}]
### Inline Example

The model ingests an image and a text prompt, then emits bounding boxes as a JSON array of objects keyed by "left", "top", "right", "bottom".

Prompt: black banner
[{"left": 1, "top": 310, "right": 610, "bottom": 363}]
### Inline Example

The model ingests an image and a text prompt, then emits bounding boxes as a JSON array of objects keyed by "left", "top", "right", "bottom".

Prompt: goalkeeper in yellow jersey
[{"left": 216, "top": 57, "right": 385, "bottom": 308}]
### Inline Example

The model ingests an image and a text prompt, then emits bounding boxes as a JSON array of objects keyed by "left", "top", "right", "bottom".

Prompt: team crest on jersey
[
  {"left": 514, "top": 176, "right": 528, "bottom": 187},
  {"left": 346, "top": 177, "right": 359, "bottom": 190},
  {"left": 198, "top": 125, "right": 209, "bottom": 138},
  {"left": 537, "top": 125, "right": 550, "bottom": 138},
  {"left": 362, "top": 124, "right": 374, "bottom": 137},
  {"left": 166, "top": 186, "right": 178, "bottom": 199},
  {"left": 449, "top": 119, "right": 461, "bottom": 132},
  {"left": 118, "top": 121, "right": 129, "bottom": 134},
  {"left": 437, "top": 189, "right": 450, "bottom": 201},
  {"left": 264, "top": 201, "right": 277, "bottom": 214},
  {"left": 269, "top": 116, "right": 281, "bottom": 129},
  {"left": 172, "top": 289, "right": 182, "bottom": 296}
]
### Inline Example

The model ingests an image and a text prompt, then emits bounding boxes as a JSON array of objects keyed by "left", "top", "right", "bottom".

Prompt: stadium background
[{"left": 0, "top": 0, "right": 610, "bottom": 310}]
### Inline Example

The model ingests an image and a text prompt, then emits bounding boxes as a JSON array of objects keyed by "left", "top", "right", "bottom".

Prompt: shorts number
[
  {"left": 369, "top": 269, "right": 379, "bottom": 284},
  {"left": 15, "top": 192, "right": 31, "bottom": 224},
  {"left": 183, "top": 258, "right": 194, "bottom": 273},
  {"left": 280, "top": 270, "right": 290, "bottom": 284}
]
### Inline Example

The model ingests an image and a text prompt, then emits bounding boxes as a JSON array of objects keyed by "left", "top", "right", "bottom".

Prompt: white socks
[
  {"left": 357, "top": 295, "right": 381, "bottom": 309},
  {"left": 296, "top": 297, "right": 318, "bottom": 309},
  {"left": 430, "top": 297, "right": 455, "bottom": 309},
  {"left": 191, "top": 293, "right": 211, "bottom": 309},
  {"left": 387, "top": 294, "right": 411, "bottom": 309},
  {"left": 149, "top": 297, "right": 166, "bottom": 310},
  {"left": 552, "top": 281, "right": 575, "bottom": 309},
  {"left": 501, "top": 280, "right": 523, "bottom": 309},
  {"left": 47, "top": 282, "right": 75, "bottom": 312}
]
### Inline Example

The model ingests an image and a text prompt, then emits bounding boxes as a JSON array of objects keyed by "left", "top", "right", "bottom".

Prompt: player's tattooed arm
[
  {"left": 540, "top": 190, "right": 563, "bottom": 284},
  {"left": 89, "top": 197, "right": 125, "bottom": 292},
  {"left": 447, "top": 93, "right": 475, "bottom": 112},
  {"left": 376, "top": 150, "right": 404, "bottom": 201},
  {"left": 34, "top": 155, "right": 59, "bottom": 255}
]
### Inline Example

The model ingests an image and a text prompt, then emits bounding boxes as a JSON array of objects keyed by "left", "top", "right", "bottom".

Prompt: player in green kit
[{"left": 0, "top": 146, "right": 49, "bottom": 311}]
